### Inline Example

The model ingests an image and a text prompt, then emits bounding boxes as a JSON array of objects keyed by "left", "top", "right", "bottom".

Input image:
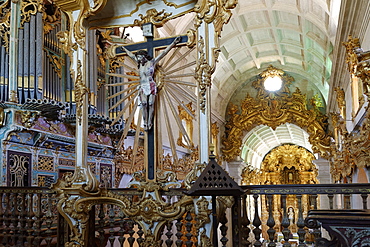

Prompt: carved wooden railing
[
  {"left": 1, "top": 184, "right": 370, "bottom": 246},
  {"left": 0, "top": 187, "right": 58, "bottom": 247},
  {"left": 239, "top": 183, "right": 370, "bottom": 247}
]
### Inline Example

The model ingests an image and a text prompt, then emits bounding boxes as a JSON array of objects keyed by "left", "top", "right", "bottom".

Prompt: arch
[
  {"left": 221, "top": 66, "right": 332, "bottom": 162},
  {"left": 241, "top": 123, "right": 312, "bottom": 170}
]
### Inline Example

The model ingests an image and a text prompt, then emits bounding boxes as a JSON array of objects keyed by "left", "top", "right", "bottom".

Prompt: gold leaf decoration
[{"left": 222, "top": 66, "right": 332, "bottom": 161}]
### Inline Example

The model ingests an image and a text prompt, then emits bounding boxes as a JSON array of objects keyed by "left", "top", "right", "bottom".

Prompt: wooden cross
[{"left": 116, "top": 23, "right": 188, "bottom": 181}]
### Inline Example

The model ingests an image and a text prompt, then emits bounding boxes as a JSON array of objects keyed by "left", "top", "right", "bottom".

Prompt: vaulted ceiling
[
  {"left": 213, "top": 0, "right": 340, "bottom": 116},
  {"left": 213, "top": 0, "right": 341, "bottom": 167}
]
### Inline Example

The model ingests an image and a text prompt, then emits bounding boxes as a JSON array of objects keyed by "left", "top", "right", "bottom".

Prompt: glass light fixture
[{"left": 264, "top": 75, "right": 282, "bottom": 91}]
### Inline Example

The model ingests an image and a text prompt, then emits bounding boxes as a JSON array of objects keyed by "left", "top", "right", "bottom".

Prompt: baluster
[
  {"left": 11, "top": 192, "right": 19, "bottom": 245},
  {"left": 165, "top": 221, "right": 173, "bottom": 247},
  {"left": 18, "top": 192, "right": 26, "bottom": 246},
  {"left": 241, "top": 195, "right": 251, "bottom": 247},
  {"left": 305, "top": 218, "right": 321, "bottom": 245},
  {"left": 127, "top": 219, "right": 136, "bottom": 247},
  {"left": 219, "top": 212, "right": 228, "bottom": 247},
  {"left": 231, "top": 195, "right": 241, "bottom": 246},
  {"left": 252, "top": 194, "right": 262, "bottom": 247},
  {"left": 310, "top": 195, "right": 318, "bottom": 210},
  {"left": 327, "top": 194, "right": 334, "bottom": 210},
  {"left": 281, "top": 195, "right": 291, "bottom": 247},
  {"left": 45, "top": 193, "right": 53, "bottom": 246},
  {"left": 136, "top": 223, "right": 144, "bottom": 245},
  {"left": 0, "top": 192, "right": 4, "bottom": 244},
  {"left": 97, "top": 204, "right": 106, "bottom": 246},
  {"left": 310, "top": 194, "right": 321, "bottom": 241},
  {"left": 266, "top": 194, "right": 276, "bottom": 247},
  {"left": 26, "top": 193, "right": 35, "bottom": 247},
  {"left": 175, "top": 218, "right": 184, "bottom": 247},
  {"left": 33, "top": 193, "right": 42, "bottom": 246},
  {"left": 117, "top": 210, "right": 126, "bottom": 247},
  {"left": 344, "top": 194, "right": 351, "bottom": 209},
  {"left": 108, "top": 205, "right": 116, "bottom": 246},
  {"left": 296, "top": 195, "right": 306, "bottom": 247},
  {"left": 185, "top": 211, "right": 194, "bottom": 247},
  {"left": 3, "top": 193, "right": 10, "bottom": 246},
  {"left": 361, "top": 194, "right": 368, "bottom": 209}
]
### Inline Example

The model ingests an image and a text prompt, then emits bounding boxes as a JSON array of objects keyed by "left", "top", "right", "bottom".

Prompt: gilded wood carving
[{"left": 222, "top": 66, "right": 332, "bottom": 161}]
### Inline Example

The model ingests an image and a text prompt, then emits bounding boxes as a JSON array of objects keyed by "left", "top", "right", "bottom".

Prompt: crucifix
[{"left": 115, "top": 23, "right": 188, "bottom": 180}]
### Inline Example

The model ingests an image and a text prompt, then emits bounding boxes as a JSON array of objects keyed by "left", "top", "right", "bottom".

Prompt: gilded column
[
  {"left": 8, "top": 0, "right": 20, "bottom": 102},
  {"left": 193, "top": 1, "right": 237, "bottom": 245},
  {"left": 194, "top": 0, "right": 236, "bottom": 162},
  {"left": 52, "top": 1, "right": 107, "bottom": 246}
]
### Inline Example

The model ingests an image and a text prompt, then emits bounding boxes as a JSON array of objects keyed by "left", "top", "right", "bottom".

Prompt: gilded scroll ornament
[
  {"left": 42, "top": 3, "right": 61, "bottom": 34},
  {"left": 195, "top": 36, "right": 212, "bottom": 113},
  {"left": 0, "top": 107, "right": 5, "bottom": 127},
  {"left": 211, "top": 122, "right": 219, "bottom": 139},
  {"left": 0, "top": 0, "right": 10, "bottom": 52},
  {"left": 186, "top": 28, "right": 197, "bottom": 48},
  {"left": 334, "top": 87, "right": 345, "bottom": 110},
  {"left": 96, "top": 43, "right": 106, "bottom": 68},
  {"left": 133, "top": 8, "right": 172, "bottom": 27},
  {"left": 56, "top": 30, "right": 76, "bottom": 58},
  {"left": 194, "top": 0, "right": 236, "bottom": 36},
  {"left": 196, "top": 196, "right": 212, "bottom": 227},
  {"left": 343, "top": 35, "right": 361, "bottom": 75},
  {"left": 343, "top": 35, "right": 370, "bottom": 96},
  {"left": 20, "top": 0, "right": 43, "bottom": 29},
  {"left": 222, "top": 66, "right": 331, "bottom": 161},
  {"left": 184, "top": 161, "right": 206, "bottom": 188},
  {"left": 241, "top": 164, "right": 261, "bottom": 185},
  {"left": 20, "top": 111, "right": 39, "bottom": 128},
  {"left": 357, "top": 60, "right": 370, "bottom": 95},
  {"left": 105, "top": 185, "right": 194, "bottom": 228},
  {"left": 54, "top": 0, "right": 107, "bottom": 49}
]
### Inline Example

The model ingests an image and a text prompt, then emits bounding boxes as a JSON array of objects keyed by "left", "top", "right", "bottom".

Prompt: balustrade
[
  {"left": 0, "top": 183, "right": 369, "bottom": 246},
  {"left": 0, "top": 187, "right": 57, "bottom": 247}
]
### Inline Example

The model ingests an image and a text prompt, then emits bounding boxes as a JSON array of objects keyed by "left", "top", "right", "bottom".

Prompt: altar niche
[{"left": 242, "top": 144, "right": 318, "bottom": 241}]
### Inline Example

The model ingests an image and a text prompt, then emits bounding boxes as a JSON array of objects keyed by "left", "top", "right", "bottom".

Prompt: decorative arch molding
[{"left": 221, "top": 66, "right": 332, "bottom": 162}]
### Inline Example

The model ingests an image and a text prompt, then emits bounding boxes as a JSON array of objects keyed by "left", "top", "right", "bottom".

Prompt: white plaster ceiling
[
  {"left": 241, "top": 123, "right": 312, "bottom": 169},
  {"left": 213, "top": 0, "right": 341, "bottom": 115}
]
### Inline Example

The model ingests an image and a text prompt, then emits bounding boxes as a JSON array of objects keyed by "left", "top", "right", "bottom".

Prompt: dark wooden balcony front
[{"left": 0, "top": 183, "right": 369, "bottom": 246}]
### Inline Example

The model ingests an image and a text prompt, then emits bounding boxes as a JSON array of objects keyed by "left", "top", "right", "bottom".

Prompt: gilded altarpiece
[
  {"left": 222, "top": 66, "right": 331, "bottom": 162},
  {"left": 251, "top": 144, "right": 318, "bottom": 239},
  {"left": 330, "top": 36, "right": 370, "bottom": 182}
]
